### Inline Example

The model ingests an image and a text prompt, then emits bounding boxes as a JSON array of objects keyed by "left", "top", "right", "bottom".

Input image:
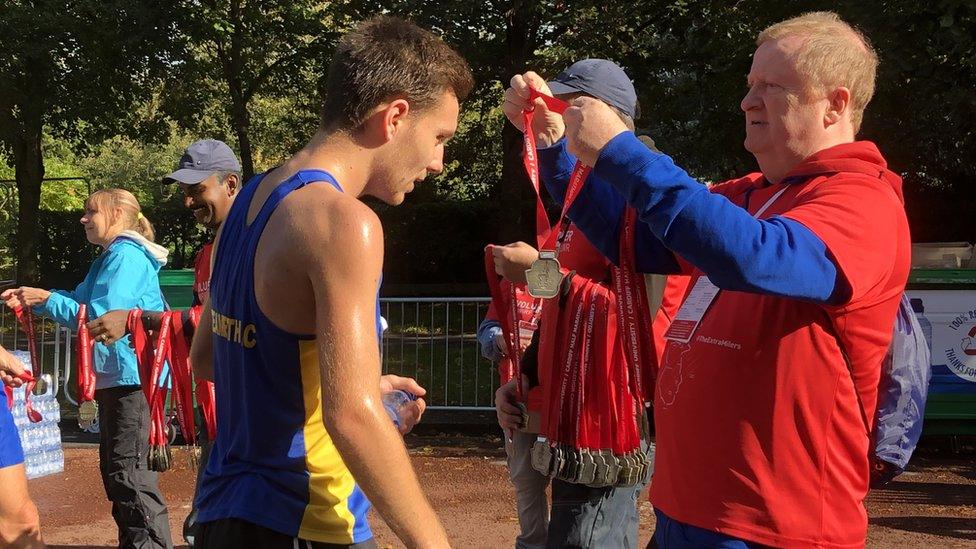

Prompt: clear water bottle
[
  {"left": 910, "top": 298, "right": 934, "bottom": 356},
  {"left": 383, "top": 390, "right": 417, "bottom": 430}
]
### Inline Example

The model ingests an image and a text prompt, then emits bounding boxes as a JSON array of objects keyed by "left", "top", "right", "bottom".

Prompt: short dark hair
[{"left": 319, "top": 16, "right": 474, "bottom": 131}]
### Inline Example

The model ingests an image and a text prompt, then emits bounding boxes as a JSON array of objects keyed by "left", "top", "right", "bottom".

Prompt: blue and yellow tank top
[{"left": 197, "top": 169, "right": 374, "bottom": 544}]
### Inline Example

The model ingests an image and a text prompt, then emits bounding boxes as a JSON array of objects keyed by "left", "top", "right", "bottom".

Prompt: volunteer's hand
[
  {"left": 503, "top": 72, "right": 565, "bottom": 147},
  {"left": 493, "top": 331, "right": 508, "bottom": 357},
  {"left": 87, "top": 310, "right": 130, "bottom": 346},
  {"left": 492, "top": 241, "right": 540, "bottom": 284},
  {"left": 380, "top": 374, "right": 428, "bottom": 435},
  {"left": 1, "top": 287, "right": 51, "bottom": 309},
  {"left": 0, "top": 347, "right": 27, "bottom": 388},
  {"left": 494, "top": 377, "right": 528, "bottom": 433},
  {"left": 563, "top": 96, "right": 629, "bottom": 167}
]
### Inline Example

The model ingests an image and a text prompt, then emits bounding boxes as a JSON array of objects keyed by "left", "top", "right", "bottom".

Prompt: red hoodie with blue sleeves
[
  {"left": 539, "top": 132, "right": 911, "bottom": 547},
  {"left": 538, "top": 133, "right": 848, "bottom": 303}
]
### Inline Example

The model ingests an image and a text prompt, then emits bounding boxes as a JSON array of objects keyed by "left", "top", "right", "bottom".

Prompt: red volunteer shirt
[{"left": 650, "top": 142, "right": 910, "bottom": 548}]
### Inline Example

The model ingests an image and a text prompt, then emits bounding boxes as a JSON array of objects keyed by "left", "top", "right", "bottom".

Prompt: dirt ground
[{"left": 28, "top": 436, "right": 976, "bottom": 549}]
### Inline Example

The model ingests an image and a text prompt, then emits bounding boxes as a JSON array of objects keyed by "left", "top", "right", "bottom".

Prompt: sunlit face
[
  {"left": 80, "top": 198, "right": 121, "bottom": 247},
  {"left": 372, "top": 90, "right": 460, "bottom": 205},
  {"left": 179, "top": 174, "right": 237, "bottom": 229},
  {"left": 741, "top": 36, "right": 830, "bottom": 178}
]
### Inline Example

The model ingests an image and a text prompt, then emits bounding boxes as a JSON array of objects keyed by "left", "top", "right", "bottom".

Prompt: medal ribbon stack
[
  {"left": 74, "top": 305, "right": 98, "bottom": 429},
  {"left": 128, "top": 310, "right": 173, "bottom": 471},
  {"left": 522, "top": 89, "right": 652, "bottom": 486}
]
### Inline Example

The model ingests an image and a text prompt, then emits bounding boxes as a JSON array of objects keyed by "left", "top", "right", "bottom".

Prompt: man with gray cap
[
  {"left": 494, "top": 59, "right": 661, "bottom": 549},
  {"left": 86, "top": 138, "right": 242, "bottom": 548}
]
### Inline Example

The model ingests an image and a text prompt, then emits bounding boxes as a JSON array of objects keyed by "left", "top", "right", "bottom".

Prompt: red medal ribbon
[
  {"left": 75, "top": 305, "right": 97, "bottom": 407},
  {"left": 522, "top": 89, "right": 592, "bottom": 254},
  {"left": 11, "top": 308, "right": 42, "bottom": 422},
  {"left": 166, "top": 311, "right": 196, "bottom": 445}
]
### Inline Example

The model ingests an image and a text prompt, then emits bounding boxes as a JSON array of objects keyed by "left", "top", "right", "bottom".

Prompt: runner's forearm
[{"left": 323, "top": 399, "right": 448, "bottom": 547}]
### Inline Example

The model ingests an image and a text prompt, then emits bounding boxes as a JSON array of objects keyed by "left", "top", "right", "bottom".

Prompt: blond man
[{"left": 504, "top": 12, "right": 908, "bottom": 548}]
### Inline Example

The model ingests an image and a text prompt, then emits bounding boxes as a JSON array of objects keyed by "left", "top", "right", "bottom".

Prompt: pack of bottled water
[{"left": 8, "top": 350, "right": 64, "bottom": 480}]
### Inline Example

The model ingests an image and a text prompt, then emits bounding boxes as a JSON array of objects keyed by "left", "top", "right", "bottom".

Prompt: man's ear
[
  {"left": 379, "top": 98, "right": 411, "bottom": 142},
  {"left": 225, "top": 173, "right": 240, "bottom": 196},
  {"left": 824, "top": 86, "right": 851, "bottom": 127}
]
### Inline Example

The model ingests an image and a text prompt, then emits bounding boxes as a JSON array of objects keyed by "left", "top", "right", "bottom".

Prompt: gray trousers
[
  {"left": 506, "top": 427, "right": 655, "bottom": 549},
  {"left": 506, "top": 430, "right": 551, "bottom": 549},
  {"left": 96, "top": 386, "right": 173, "bottom": 549}
]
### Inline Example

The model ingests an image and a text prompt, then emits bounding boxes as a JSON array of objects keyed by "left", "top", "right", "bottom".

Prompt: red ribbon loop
[{"left": 10, "top": 307, "right": 42, "bottom": 422}]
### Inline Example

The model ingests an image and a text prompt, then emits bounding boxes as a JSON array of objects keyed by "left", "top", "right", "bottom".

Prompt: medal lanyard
[
  {"left": 522, "top": 89, "right": 592, "bottom": 255},
  {"left": 8, "top": 308, "right": 41, "bottom": 422},
  {"left": 484, "top": 247, "right": 526, "bottom": 399},
  {"left": 75, "top": 305, "right": 97, "bottom": 405}
]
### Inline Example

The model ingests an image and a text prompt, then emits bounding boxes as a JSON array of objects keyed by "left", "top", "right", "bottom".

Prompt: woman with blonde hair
[{"left": 2, "top": 188, "right": 173, "bottom": 548}]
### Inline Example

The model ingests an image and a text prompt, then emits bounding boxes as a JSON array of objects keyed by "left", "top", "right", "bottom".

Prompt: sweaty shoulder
[{"left": 275, "top": 183, "right": 384, "bottom": 268}]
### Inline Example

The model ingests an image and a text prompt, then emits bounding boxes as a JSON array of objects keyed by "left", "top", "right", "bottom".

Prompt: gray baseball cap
[
  {"left": 163, "top": 139, "right": 241, "bottom": 185},
  {"left": 547, "top": 59, "right": 639, "bottom": 119}
]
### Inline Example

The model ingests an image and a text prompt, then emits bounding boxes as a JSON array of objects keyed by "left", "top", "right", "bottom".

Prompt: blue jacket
[{"left": 35, "top": 233, "right": 169, "bottom": 389}]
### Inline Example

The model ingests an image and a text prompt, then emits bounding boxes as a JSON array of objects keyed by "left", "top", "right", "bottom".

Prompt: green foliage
[{"left": 4, "top": 1, "right": 976, "bottom": 287}]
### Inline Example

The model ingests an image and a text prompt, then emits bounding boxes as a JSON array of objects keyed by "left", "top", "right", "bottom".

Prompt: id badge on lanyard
[{"left": 663, "top": 185, "right": 790, "bottom": 344}]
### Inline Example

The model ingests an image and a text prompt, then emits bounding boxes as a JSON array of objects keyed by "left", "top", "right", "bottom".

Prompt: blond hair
[
  {"left": 757, "top": 11, "right": 878, "bottom": 133},
  {"left": 86, "top": 189, "right": 155, "bottom": 242}
]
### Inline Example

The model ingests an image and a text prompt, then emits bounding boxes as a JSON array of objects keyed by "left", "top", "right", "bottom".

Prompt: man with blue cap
[{"left": 493, "top": 58, "right": 660, "bottom": 549}]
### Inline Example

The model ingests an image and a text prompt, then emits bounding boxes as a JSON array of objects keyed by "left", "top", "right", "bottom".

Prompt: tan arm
[
  {"left": 310, "top": 203, "right": 448, "bottom": 548},
  {"left": 189, "top": 298, "right": 214, "bottom": 382}
]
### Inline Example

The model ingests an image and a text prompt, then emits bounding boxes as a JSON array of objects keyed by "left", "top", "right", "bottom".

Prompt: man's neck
[
  {"left": 278, "top": 129, "right": 372, "bottom": 197},
  {"left": 761, "top": 133, "right": 855, "bottom": 183}
]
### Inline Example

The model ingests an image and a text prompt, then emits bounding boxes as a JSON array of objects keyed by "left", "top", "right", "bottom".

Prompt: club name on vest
[{"left": 211, "top": 309, "right": 257, "bottom": 349}]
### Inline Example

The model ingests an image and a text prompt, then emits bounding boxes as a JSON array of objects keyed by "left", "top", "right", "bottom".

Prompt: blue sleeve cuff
[{"left": 477, "top": 321, "right": 504, "bottom": 363}]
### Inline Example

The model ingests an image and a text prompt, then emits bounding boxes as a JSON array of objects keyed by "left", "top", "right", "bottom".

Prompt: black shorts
[{"left": 197, "top": 518, "right": 377, "bottom": 549}]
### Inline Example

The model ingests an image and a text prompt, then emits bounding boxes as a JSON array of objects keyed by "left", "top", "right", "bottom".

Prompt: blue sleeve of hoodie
[
  {"left": 538, "top": 139, "right": 681, "bottom": 274},
  {"left": 584, "top": 131, "right": 848, "bottom": 303},
  {"left": 39, "top": 245, "right": 158, "bottom": 327}
]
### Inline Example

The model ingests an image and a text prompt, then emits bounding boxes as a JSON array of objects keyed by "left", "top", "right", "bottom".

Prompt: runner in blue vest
[{"left": 188, "top": 16, "right": 473, "bottom": 549}]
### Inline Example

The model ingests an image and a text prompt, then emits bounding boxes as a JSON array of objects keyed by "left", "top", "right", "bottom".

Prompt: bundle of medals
[
  {"left": 7, "top": 307, "right": 44, "bottom": 423},
  {"left": 74, "top": 305, "right": 99, "bottom": 429},
  {"left": 520, "top": 90, "right": 655, "bottom": 487},
  {"left": 127, "top": 310, "right": 198, "bottom": 471}
]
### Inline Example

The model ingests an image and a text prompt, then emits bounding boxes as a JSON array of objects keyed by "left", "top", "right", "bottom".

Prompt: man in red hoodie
[{"left": 504, "top": 11, "right": 909, "bottom": 549}]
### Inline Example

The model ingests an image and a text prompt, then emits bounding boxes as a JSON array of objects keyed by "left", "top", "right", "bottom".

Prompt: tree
[
  {"left": 162, "top": 0, "right": 345, "bottom": 180},
  {"left": 0, "top": 0, "right": 179, "bottom": 284}
]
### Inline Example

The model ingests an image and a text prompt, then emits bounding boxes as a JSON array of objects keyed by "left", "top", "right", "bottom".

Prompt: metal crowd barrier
[
  {"left": 379, "top": 297, "right": 497, "bottom": 411},
  {"left": 0, "top": 297, "right": 500, "bottom": 413}
]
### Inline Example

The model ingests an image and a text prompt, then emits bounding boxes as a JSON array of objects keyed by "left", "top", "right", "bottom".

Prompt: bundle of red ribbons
[
  {"left": 127, "top": 310, "right": 199, "bottom": 472},
  {"left": 520, "top": 89, "right": 654, "bottom": 487}
]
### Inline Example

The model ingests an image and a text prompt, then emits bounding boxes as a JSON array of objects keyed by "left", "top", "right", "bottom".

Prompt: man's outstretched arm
[{"left": 310, "top": 200, "right": 448, "bottom": 548}]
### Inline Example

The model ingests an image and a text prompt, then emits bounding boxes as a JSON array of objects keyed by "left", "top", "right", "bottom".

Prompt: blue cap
[
  {"left": 547, "top": 59, "right": 638, "bottom": 119},
  {"left": 163, "top": 139, "right": 241, "bottom": 185}
]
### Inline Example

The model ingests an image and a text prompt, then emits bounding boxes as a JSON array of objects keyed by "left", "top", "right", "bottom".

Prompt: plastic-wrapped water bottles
[{"left": 9, "top": 367, "right": 64, "bottom": 480}]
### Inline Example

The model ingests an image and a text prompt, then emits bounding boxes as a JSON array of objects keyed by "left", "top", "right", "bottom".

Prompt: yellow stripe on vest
[{"left": 297, "top": 340, "right": 358, "bottom": 543}]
